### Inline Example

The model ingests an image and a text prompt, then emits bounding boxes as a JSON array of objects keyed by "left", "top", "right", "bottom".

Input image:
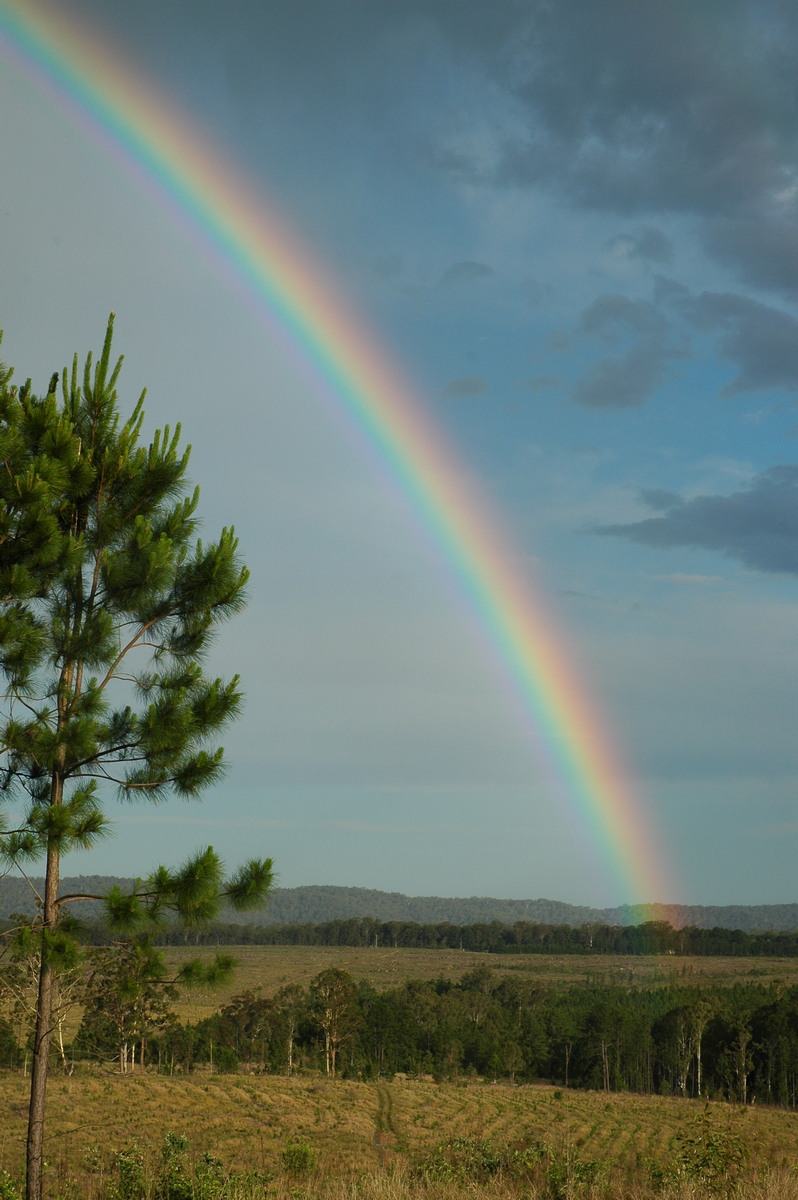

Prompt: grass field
[
  {"left": 5, "top": 946, "right": 798, "bottom": 1197},
  {"left": 162, "top": 943, "right": 798, "bottom": 1022},
  {"left": 2, "top": 1069, "right": 798, "bottom": 1198}
]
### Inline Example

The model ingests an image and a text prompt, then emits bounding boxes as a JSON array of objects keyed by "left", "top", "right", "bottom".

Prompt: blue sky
[{"left": 2, "top": 0, "right": 798, "bottom": 907}]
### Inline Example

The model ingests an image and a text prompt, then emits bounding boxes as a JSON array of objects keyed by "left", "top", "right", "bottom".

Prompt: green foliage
[
  {"left": 0, "top": 1170, "right": 21, "bottom": 1200},
  {"left": 545, "top": 1145, "right": 602, "bottom": 1199},
  {"left": 0, "top": 317, "right": 273, "bottom": 1200},
  {"left": 74, "top": 936, "right": 178, "bottom": 1067},
  {"left": 142, "top": 908, "right": 798, "bottom": 954},
  {"left": 0, "top": 315, "right": 265, "bottom": 883},
  {"left": 102, "top": 1133, "right": 273, "bottom": 1200},
  {"left": 673, "top": 1112, "right": 751, "bottom": 1184},
  {"left": 309, "top": 968, "right": 359, "bottom": 1077},
  {"left": 106, "top": 1146, "right": 146, "bottom": 1200},
  {"left": 192, "top": 1153, "right": 232, "bottom": 1200},
  {"left": 414, "top": 1134, "right": 599, "bottom": 1195},
  {"left": 415, "top": 1137, "right": 507, "bottom": 1184},
  {"left": 210, "top": 1044, "right": 240, "bottom": 1073},
  {"left": 154, "top": 1132, "right": 193, "bottom": 1200},
  {"left": 281, "top": 1141, "right": 318, "bottom": 1176},
  {"left": 71, "top": 955, "right": 798, "bottom": 1112}
]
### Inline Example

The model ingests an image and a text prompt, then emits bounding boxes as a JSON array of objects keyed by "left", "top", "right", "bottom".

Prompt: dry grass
[
  {"left": 2, "top": 1070, "right": 798, "bottom": 1198},
  {"left": 163, "top": 944, "right": 798, "bottom": 1023},
  {"left": 5, "top": 946, "right": 798, "bottom": 1196}
]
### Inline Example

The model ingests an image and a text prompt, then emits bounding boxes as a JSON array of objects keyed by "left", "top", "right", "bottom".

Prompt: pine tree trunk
[
  {"left": 27, "top": 661, "right": 73, "bottom": 1200},
  {"left": 26, "top": 838, "right": 60, "bottom": 1200}
]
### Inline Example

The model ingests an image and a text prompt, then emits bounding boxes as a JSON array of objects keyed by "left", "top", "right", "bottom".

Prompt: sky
[{"left": 1, "top": 0, "right": 798, "bottom": 908}]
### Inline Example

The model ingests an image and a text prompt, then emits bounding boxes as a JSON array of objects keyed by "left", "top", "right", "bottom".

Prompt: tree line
[
  {"left": 4, "top": 958, "right": 798, "bottom": 1108},
  {"left": 148, "top": 916, "right": 798, "bottom": 957}
]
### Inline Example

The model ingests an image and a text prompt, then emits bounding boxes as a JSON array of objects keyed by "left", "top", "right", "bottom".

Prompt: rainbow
[{"left": 0, "top": 0, "right": 674, "bottom": 908}]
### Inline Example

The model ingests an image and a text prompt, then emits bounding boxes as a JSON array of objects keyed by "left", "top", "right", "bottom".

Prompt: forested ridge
[{"left": 3, "top": 878, "right": 798, "bottom": 932}]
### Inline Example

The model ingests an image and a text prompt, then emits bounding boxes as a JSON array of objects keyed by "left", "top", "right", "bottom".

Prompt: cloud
[
  {"left": 494, "top": 4, "right": 798, "bottom": 216},
  {"left": 695, "top": 293, "right": 798, "bottom": 397},
  {"left": 639, "top": 488, "right": 682, "bottom": 512},
  {"left": 595, "top": 465, "right": 798, "bottom": 574},
  {"left": 443, "top": 376, "right": 488, "bottom": 398},
  {"left": 662, "top": 289, "right": 798, "bottom": 396},
  {"left": 572, "top": 343, "right": 670, "bottom": 409},
  {"left": 703, "top": 219, "right": 798, "bottom": 300},
  {"left": 437, "top": 260, "right": 493, "bottom": 287},
  {"left": 579, "top": 294, "right": 668, "bottom": 339},
  {"left": 570, "top": 293, "right": 684, "bottom": 409},
  {"left": 572, "top": 282, "right": 798, "bottom": 408},
  {"left": 409, "top": 2, "right": 798, "bottom": 310},
  {"left": 605, "top": 227, "right": 673, "bottom": 265},
  {"left": 98, "top": 1, "right": 798, "bottom": 316}
]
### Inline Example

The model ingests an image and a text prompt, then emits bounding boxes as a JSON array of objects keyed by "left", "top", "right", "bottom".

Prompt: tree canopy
[{"left": 0, "top": 316, "right": 272, "bottom": 1200}]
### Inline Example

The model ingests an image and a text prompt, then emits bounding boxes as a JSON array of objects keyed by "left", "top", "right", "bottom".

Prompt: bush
[
  {"left": 155, "top": 1132, "right": 192, "bottom": 1200},
  {"left": 674, "top": 1114, "right": 750, "bottom": 1184},
  {"left": 546, "top": 1146, "right": 602, "bottom": 1199},
  {"left": 107, "top": 1146, "right": 146, "bottom": 1200},
  {"left": 415, "top": 1137, "right": 504, "bottom": 1183},
  {"left": 0, "top": 1169, "right": 21, "bottom": 1200},
  {"left": 281, "top": 1140, "right": 318, "bottom": 1176}
]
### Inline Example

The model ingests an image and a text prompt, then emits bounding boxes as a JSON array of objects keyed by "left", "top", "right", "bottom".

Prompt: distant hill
[{"left": 1, "top": 877, "right": 797, "bottom": 932}]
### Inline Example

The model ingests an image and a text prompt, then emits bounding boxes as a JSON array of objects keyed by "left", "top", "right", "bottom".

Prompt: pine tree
[{"left": 0, "top": 316, "right": 272, "bottom": 1200}]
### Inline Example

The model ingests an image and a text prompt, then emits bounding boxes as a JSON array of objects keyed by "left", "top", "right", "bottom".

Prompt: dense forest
[
  {"left": 3, "top": 962, "right": 798, "bottom": 1110},
  {"left": 3, "top": 878, "right": 798, "bottom": 932}
]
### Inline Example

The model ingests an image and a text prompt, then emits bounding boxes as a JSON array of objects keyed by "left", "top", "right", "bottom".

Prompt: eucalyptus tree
[
  {"left": 310, "top": 967, "right": 359, "bottom": 1077},
  {"left": 0, "top": 317, "right": 272, "bottom": 1200}
]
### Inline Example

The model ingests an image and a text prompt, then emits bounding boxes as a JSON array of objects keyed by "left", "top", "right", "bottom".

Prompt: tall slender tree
[
  {"left": 310, "top": 967, "right": 359, "bottom": 1077},
  {"left": 0, "top": 317, "right": 272, "bottom": 1200}
]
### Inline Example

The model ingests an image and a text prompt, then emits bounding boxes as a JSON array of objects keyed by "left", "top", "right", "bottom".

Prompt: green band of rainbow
[{"left": 0, "top": 0, "right": 675, "bottom": 907}]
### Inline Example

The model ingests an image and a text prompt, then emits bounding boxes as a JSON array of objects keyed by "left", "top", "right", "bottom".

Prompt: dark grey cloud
[
  {"left": 572, "top": 344, "right": 671, "bottom": 410},
  {"left": 702, "top": 219, "right": 798, "bottom": 300},
  {"left": 420, "top": 1, "right": 798, "bottom": 301},
  {"left": 664, "top": 290, "right": 798, "bottom": 397},
  {"left": 639, "top": 488, "right": 682, "bottom": 512},
  {"left": 444, "top": 376, "right": 488, "bottom": 398},
  {"left": 66, "top": 0, "right": 798, "bottom": 307},
  {"left": 574, "top": 282, "right": 798, "bottom": 407},
  {"left": 494, "top": 3, "right": 798, "bottom": 217},
  {"left": 596, "top": 465, "right": 798, "bottom": 574},
  {"left": 571, "top": 293, "right": 684, "bottom": 409}
]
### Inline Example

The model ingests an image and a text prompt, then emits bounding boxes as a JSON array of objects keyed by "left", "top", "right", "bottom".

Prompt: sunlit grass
[
  {"left": 3, "top": 1070, "right": 798, "bottom": 1198},
  {"left": 160, "top": 943, "right": 798, "bottom": 1023}
]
